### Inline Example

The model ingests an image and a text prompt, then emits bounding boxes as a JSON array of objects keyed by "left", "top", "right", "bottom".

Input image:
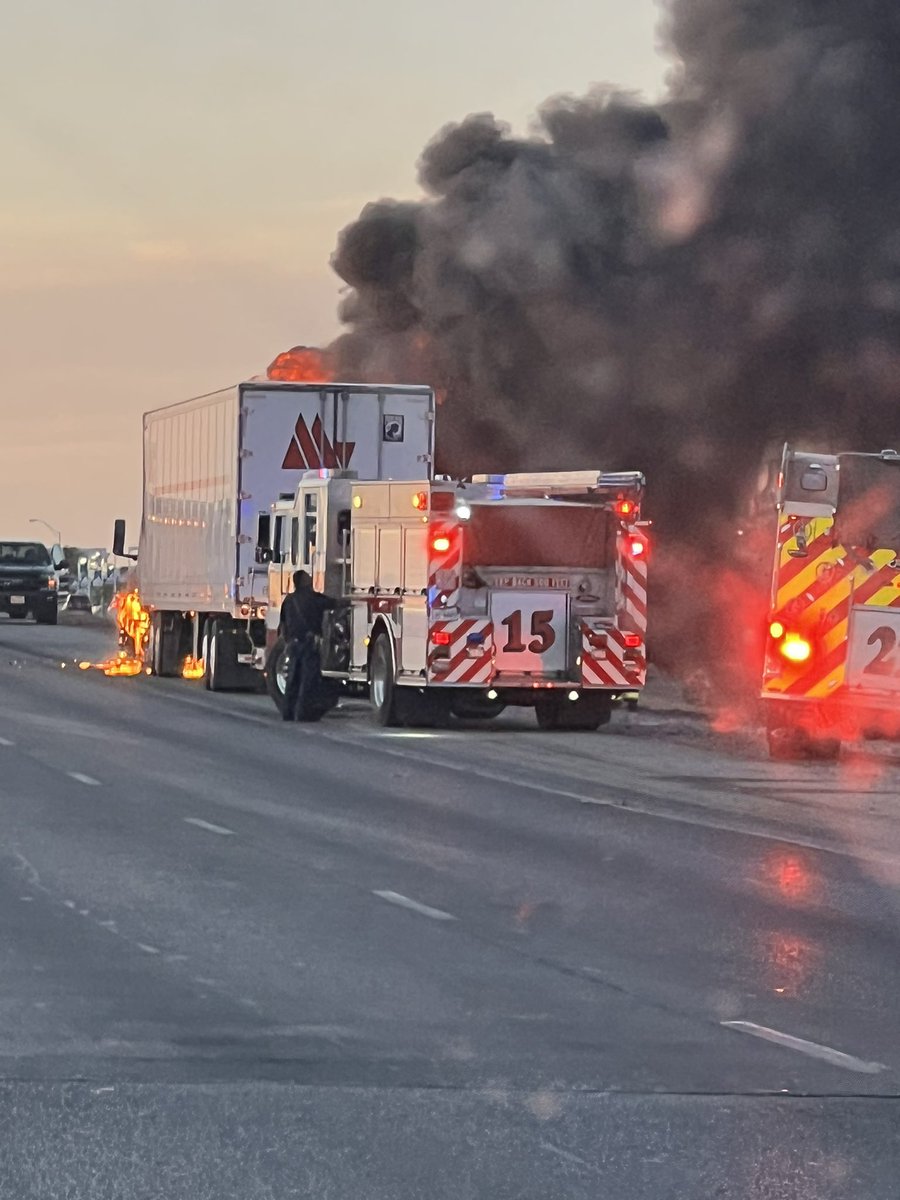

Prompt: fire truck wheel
[
  {"left": 765, "top": 715, "right": 841, "bottom": 762},
  {"left": 264, "top": 636, "right": 289, "bottom": 714},
  {"left": 396, "top": 688, "right": 451, "bottom": 729},
  {"left": 450, "top": 694, "right": 506, "bottom": 721},
  {"left": 536, "top": 694, "right": 612, "bottom": 732},
  {"left": 369, "top": 635, "right": 403, "bottom": 727}
]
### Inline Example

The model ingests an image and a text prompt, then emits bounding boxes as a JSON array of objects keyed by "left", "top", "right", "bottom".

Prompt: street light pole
[{"left": 29, "top": 517, "right": 62, "bottom": 547}]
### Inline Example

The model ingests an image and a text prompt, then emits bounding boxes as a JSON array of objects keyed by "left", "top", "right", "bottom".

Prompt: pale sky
[{"left": 0, "top": 0, "right": 667, "bottom": 546}]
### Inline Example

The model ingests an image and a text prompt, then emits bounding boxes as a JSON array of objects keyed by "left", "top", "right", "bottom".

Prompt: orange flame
[
  {"left": 79, "top": 589, "right": 151, "bottom": 677},
  {"left": 181, "top": 656, "right": 205, "bottom": 680},
  {"left": 266, "top": 346, "right": 331, "bottom": 383}
]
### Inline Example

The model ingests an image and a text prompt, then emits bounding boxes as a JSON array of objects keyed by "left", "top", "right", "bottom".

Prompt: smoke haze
[{"left": 330, "top": 0, "right": 900, "bottom": 544}]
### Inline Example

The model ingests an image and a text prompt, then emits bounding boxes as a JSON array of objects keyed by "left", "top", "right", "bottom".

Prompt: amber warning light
[{"left": 769, "top": 619, "right": 812, "bottom": 664}]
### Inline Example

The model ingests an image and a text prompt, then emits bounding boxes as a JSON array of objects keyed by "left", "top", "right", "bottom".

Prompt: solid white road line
[
  {"left": 721, "top": 1020, "right": 887, "bottom": 1074},
  {"left": 372, "top": 889, "right": 457, "bottom": 922},
  {"left": 67, "top": 772, "right": 100, "bottom": 786},
  {"left": 183, "top": 816, "right": 235, "bottom": 837},
  {"left": 0, "top": 737, "right": 14, "bottom": 746}
]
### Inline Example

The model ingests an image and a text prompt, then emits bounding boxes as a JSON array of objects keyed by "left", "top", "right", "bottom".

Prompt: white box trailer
[{"left": 116, "top": 380, "right": 435, "bottom": 688}]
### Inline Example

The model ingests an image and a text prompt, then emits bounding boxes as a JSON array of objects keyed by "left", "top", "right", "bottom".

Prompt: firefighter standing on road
[{"left": 279, "top": 570, "right": 338, "bottom": 722}]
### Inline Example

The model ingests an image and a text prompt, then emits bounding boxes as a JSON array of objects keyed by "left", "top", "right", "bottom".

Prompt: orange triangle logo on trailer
[{"left": 282, "top": 415, "right": 355, "bottom": 470}]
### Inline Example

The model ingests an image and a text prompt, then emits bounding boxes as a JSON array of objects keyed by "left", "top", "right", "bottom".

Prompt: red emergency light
[
  {"left": 629, "top": 537, "right": 647, "bottom": 559},
  {"left": 431, "top": 533, "right": 452, "bottom": 554},
  {"left": 614, "top": 499, "right": 635, "bottom": 517}
]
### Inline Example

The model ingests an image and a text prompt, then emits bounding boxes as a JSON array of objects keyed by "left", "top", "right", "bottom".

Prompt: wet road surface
[{"left": 1, "top": 618, "right": 899, "bottom": 1197}]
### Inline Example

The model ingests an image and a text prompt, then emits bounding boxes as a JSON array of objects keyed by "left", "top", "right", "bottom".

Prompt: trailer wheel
[
  {"left": 369, "top": 635, "right": 403, "bottom": 727},
  {"left": 204, "top": 623, "right": 225, "bottom": 692},
  {"left": 536, "top": 693, "right": 612, "bottom": 732},
  {"left": 149, "top": 611, "right": 183, "bottom": 677}
]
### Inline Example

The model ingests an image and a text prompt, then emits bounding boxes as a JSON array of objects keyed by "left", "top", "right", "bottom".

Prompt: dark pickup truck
[{"left": 0, "top": 541, "right": 62, "bottom": 624}]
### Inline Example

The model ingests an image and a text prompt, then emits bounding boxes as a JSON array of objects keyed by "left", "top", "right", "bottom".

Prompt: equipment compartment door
[
  {"left": 846, "top": 606, "right": 900, "bottom": 692},
  {"left": 490, "top": 592, "right": 568, "bottom": 676}
]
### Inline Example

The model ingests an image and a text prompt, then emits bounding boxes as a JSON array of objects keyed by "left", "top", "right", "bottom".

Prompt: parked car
[{"left": 0, "top": 541, "right": 66, "bottom": 624}]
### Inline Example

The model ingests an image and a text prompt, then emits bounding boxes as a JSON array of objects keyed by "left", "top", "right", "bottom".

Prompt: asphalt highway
[{"left": 1, "top": 617, "right": 899, "bottom": 1197}]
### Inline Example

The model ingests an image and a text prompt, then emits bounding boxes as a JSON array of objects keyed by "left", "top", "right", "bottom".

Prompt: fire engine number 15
[
  {"left": 491, "top": 594, "right": 568, "bottom": 673},
  {"left": 500, "top": 609, "right": 556, "bottom": 654}
]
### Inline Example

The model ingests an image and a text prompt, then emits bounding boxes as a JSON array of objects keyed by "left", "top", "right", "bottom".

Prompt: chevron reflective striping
[
  {"left": 581, "top": 623, "right": 643, "bottom": 689},
  {"left": 427, "top": 619, "right": 493, "bottom": 684},
  {"left": 767, "top": 527, "right": 900, "bottom": 698}
]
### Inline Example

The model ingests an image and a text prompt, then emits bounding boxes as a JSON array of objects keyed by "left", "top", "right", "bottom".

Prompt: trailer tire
[
  {"left": 204, "top": 623, "right": 225, "bottom": 692},
  {"left": 369, "top": 634, "right": 403, "bottom": 727},
  {"left": 149, "top": 611, "right": 184, "bottom": 677}
]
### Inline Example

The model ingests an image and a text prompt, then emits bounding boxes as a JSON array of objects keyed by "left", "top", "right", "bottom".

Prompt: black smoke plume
[{"left": 328, "top": 0, "right": 900, "bottom": 680}]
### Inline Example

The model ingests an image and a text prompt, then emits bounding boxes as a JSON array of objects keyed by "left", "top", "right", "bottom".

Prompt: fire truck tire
[
  {"left": 396, "top": 688, "right": 451, "bottom": 729},
  {"left": 264, "top": 636, "right": 289, "bottom": 713},
  {"left": 450, "top": 695, "right": 506, "bottom": 721},
  {"left": 536, "top": 693, "right": 612, "bottom": 732},
  {"left": 765, "top": 710, "right": 841, "bottom": 762},
  {"left": 369, "top": 635, "right": 403, "bottom": 727}
]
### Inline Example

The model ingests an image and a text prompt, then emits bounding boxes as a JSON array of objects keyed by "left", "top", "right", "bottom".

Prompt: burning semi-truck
[
  {"left": 111, "top": 361, "right": 651, "bottom": 729},
  {"left": 112, "top": 372, "right": 436, "bottom": 688}
]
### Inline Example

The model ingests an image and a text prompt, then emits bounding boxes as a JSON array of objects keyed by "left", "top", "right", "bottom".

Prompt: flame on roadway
[
  {"left": 78, "top": 589, "right": 205, "bottom": 681},
  {"left": 79, "top": 589, "right": 151, "bottom": 677},
  {"left": 181, "top": 656, "right": 205, "bottom": 680}
]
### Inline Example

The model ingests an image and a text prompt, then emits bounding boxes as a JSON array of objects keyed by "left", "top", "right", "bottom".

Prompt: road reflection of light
[
  {"left": 760, "top": 847, "right": 821, "bottom": 905},
  {"left": 755, "top": 929, "right": 822, "bottom": 999}
]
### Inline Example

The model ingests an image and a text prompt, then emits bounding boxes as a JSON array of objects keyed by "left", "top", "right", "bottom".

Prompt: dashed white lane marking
[
  {"left": 0, "top": 737, "right": 14, "bottom": 746},
  {"left": 136, "top": 943, "right": 161, "bottom": 955},
  {"left": 721, "top": 1020, "right": 887, "bottom": 1074},
  {"left": 539, "top": 1141, "right": 589, "bottom": 1168},
  {"left": 67, "top": 771, "right": 100, "bottom": 786},
  {"left": 372, "top": 889, "right": 457, "bottom": 922},
  {"left": 183, "top": 817, "right": 235, "bottom": 837}
]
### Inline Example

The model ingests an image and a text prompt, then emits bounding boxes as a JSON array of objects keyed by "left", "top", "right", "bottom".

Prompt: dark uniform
[{"left": 279, "top": 571, "right": 337, "bottom": 721}]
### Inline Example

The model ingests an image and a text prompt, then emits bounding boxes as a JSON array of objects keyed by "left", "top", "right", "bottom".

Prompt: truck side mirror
[{"left": 112, "top": 519, "right": 137, "bottom": 560}]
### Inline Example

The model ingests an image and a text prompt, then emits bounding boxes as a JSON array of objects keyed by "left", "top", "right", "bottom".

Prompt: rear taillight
[
  {"left": 431, "top": 630, "right": 451, "bottom": 645},
  {"left": 622, "top": 633, "right": 642, "bottom": 649}
]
